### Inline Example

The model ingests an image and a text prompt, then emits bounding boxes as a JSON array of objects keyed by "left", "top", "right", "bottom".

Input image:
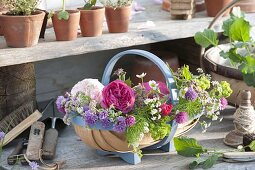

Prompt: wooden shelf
[{"left": 0, "top": 1, "right": 255, "bottom": 67}]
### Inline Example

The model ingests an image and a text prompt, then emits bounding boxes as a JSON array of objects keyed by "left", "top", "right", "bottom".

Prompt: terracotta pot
[
  {"left": 52, "top": 10, "right": 80, "bottom": 41},
  {"left": 0, "top": 11, "right": 45, "bottom": 47},
  {"left": 236, "top": 0, "right": 255, "bottom": 13},
  {"left": 204, "top": 0, "right": 232, "bottom": 17},
  {"left": 79, "top": 6, "right": 105, "bottom": 37},
  {"left": 162, "top": 0, "right": 171, "bottom": 12},
  {"left": 105, "top": 6, "right": 131, "bottom": 33}
]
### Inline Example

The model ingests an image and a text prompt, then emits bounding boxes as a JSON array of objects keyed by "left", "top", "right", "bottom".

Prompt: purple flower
[
  {"left": 29, "top": 161, "right": 39, "bottom": 170},
  {"left": 84, "top": 110, "right": 98, "bottom": 126},
  {"left": 113, "top": 116, "right": 127, "bottom": 133},
  {"left": 125, "top": 116, "right": 136, "bottom": 127},
  {"left": 185, "top": 87, "right": 198, "bottom": 101},
  {"left": 101, "top": 118, "right": 112, "bottom": 128},
  {"left": 83, "top": 106, "right": 89, "bottom": 112},
  {"left": 0, "top": 131, "right": 5, "bottom": 140},
  {"left": 98, "top": 111, "right": 109, "bottom": 120},
  {"left": 220, "top": 98, "right": 228, "bottom": 110},
  {"left": 56, "top": 96, "right": 66, "bottom": 114},
  {"left": 176, "top": 112, "right": 189, "bottom": 124}
]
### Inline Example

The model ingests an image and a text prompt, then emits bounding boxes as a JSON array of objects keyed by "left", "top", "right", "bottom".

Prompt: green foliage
[
  {"left": 248, "top": 140, "right": 255, "bottom": 151},
  {"left": 58, "top": 10, "right": 69, "bottom": 20},
  {"left": 194, "top": 7, "right": 255, "bottom": 87},
  {"left": 99, "top": 0, "right": 133, "bottom": 8},
  {"left": 0, "top": 0, "right": 39, "bottom": 15},
  {"left": 229, "top": 18, "right": 251, "bottom": 42},
  {"left": 189, "top": 154, "right": 219, "bottom": 169},
  {"left": 174, "top": 137, "right": 205, "bottom": 157},
  {"left": 83, "top": 0, "right": 97, "bottom": 10},
  {"left": 149, "top": 118, "right": 171, "bottom": 141},
  {"left": 194, "top": 29, "right": 219, "bottom": 48},
  {"left": 182, "top": 65, "right": 192, "bottom": 80}
]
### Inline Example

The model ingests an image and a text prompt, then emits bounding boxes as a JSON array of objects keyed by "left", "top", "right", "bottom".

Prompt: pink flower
[
  {"left": 220, "top": 98, "right": 228, "bottom": 110},
  {"left": 160, "top": 103, "right": 173, "bottom": 116},
  {"left": 101, "top": 80, "right": 135, "bottom": 113},
  {"left": 143, "top": 81, "right": 170, "bottom": 97},
  {"left": 125, "top": 115, "right": 136, "bottom": 127},
  {"left": 176, "top": 112, "right": 189, "bottom": 124}
]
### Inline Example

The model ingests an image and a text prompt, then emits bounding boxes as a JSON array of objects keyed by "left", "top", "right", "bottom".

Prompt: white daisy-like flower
[
  {"left": 150, "top": 109, "right": 157, "bottom": 115},
  {"left": 136, "top": 72, "right": 147, "bottom": 78},
  {"left": 197, "top": 68, "right": 203, "bottom": 73},
  {"left": 149, "top": 80, "right": 158, "bottom": 90}
]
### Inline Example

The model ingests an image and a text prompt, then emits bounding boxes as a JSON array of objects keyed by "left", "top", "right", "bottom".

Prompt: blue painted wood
[{"left": 96, "top": 150, "right": 141, "bottom": 165}]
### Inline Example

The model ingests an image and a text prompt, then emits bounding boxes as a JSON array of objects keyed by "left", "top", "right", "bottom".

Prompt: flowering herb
[
  {"left": 57, "top": 66, "right": 232, "bottom": 156},
  {"left": 194, "top": 7, "right": 255, "bottom": 87}
]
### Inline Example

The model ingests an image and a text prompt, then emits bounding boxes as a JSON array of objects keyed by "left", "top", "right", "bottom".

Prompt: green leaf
[
  {"left": 194, "top": 29, "right": 219, "bottom": 48},
  {"left": 231, "top": 7, "right": 245, "bottom": 18},
  {"left": 229, "top": 18, "right": 251, "bottom": 42},
  {"left": 182, "top": 65, "right": 191, "bottom": 80},
  {"left": 189, "top": 160, "right": 199, "bottom": 169},
  {"left": 248, "top": 140, "right": 255, "bottom": 151},
  {"left": 222, "top": 18, "right": 234, "bottom": 37},
  {"left": 83, "top": 0, "right": 96, "bottom": 10},
  {"left": 174, "top": 137, "right": 205, "bottom": 157},
  {"left": 220, "top": 48, "right": 244, "bottom": 64},
  {"left": 239, "top": 56, "right": 255, "bottom": 74},
  {"left": 58, "top": 10, "right": 69, "bottom": 20},
  {"left": 242, "top": 72, "right": 255, "bottom": 87},
  {"left": 125, "top": 77, "right": 132, "bottom": 87},
  {"left": 201, "top": 154, "right": 219, "bottom": 169}
]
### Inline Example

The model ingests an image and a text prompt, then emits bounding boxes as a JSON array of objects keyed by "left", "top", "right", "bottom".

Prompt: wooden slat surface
[{"left": 1, "top": 0, "right": 254, "bottom": 67}]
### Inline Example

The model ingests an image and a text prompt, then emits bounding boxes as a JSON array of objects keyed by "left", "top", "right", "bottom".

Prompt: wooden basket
[{"left": 72, "top": 49, "right": 200, "bottom": 164}]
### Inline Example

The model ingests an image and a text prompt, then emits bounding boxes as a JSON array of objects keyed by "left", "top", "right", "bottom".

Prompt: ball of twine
[{"left": 233, "top": 107, "right": 255, "bottom": 134}]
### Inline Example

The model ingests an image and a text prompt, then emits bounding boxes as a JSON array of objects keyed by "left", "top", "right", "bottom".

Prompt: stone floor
[{"left": 1, "top": 106, "right": 255, "bottom": 170}]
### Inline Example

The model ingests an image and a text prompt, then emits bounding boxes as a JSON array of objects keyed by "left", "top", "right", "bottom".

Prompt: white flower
[
  {"left": 158, "top": 114, "right": 161, "bottom": 120},
  {"left": 144, "top": 98, "right": 152, "bottom": 105},
  {"left": 76, "top": 107, "right": 83, "bottom": 114},
  {"left": 156, "top": 101, "right": 161, "bottom": 107},
  {"left": 212, "top": 115, "right": 218, "bottom": 121},
  {"left": 150, "top": 109, "right": 157, "bottom": 115},
  {"left": 144, "top": 126, "right": 149, "bottom": 133},
  {"left": 63, "top": 115, "right": 71, "bottom": 125},
  {"left": 71, "top": 79, "right": 104, "bottom": 103},
  {"left": 237, "top": 145, "right": 244, "bottom": 150},
  {"left": 151, "top": 117, "right": 157, "bottom": 121},
  {"left": 136, "top": 72, "right": 147, "bottom": 78},
  {"left": 139, "top": 133, "right": 144, "bottom": 141},
  {"left": 149, "top": 80, "right": 158, "bottom": 90},
  {"left": 211, "top": 81, "right": 219, "bottom": 86},
  {"left": 197, "top": 68, "right": 203, "bottom": 73}
]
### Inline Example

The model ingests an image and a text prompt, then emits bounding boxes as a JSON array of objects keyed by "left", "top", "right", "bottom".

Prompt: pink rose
[
  {"left": 143, "top": 81, "right": 170, "bottom": 97},
  {"left": 101, "top": 80, "right": 135, "bottom": 113},
  {"left": 160, "top": 103, "right": 173, "bottom": 116}
]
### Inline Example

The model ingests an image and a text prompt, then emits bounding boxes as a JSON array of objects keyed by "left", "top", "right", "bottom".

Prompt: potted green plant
[
  {"left": 51, "top": 0, "right": 80, "bottom": 41},
  {"left": 0, "top": 0, "right": 45, "bottom": 47},
  {"left": 195, "top": 7, "right": 255, "bottom": 87},
  {"left": 78, "top": 0, "right": 105, "bottom": 37},
  {"left": 204, "top": 0, "right": 232, "bottom": 17},
  {"left": 99, "top": 0, "right": 132, "bottom": 33}
]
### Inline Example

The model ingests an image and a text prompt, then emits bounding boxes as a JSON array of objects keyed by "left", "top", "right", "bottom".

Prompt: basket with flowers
[{"left": 56, "top": 50, "right": 232, "bottom": 164}]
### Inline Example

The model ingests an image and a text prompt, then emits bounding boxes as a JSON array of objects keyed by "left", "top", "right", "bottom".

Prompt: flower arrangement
[{"left": 56, "top": 65, "right": 232, "bottom": 155}]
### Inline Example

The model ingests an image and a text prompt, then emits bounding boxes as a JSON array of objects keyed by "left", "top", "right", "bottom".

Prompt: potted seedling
[
  {"left": 0, "top": 0, "right": 45, "bottom": 47},
  {"left": 100, "top": 0, "right": 132, "bottom": 33},
  {"left": 51, "top": 0, "right": 80, "bottom": 41},
  {"left": 78, "top": 0, "right": 105, "bottom": 37}
]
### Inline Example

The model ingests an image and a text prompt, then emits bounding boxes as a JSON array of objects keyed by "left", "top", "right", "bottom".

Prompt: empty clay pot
[
  {"left": 236, "top": 0, "right": 255, "bottom": 13},
  {"left": 204, "top": 0, "right": 233, "bottom": 17},
  {"left": 79, "top": 6, "right": 105, "bottom": 37},
  {"left": 105, "top": 6, "right": 131, "bottom": 33},
  {"left": 0, "top": 11, "right": 45, "bottom": 47},
  {"left": 52, "top": 10, "right": 80, "bottom": 41}
]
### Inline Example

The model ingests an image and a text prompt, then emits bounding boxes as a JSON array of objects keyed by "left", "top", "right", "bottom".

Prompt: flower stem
[{"left": 62, "top": 0, "right": 66, "bottom": 11}]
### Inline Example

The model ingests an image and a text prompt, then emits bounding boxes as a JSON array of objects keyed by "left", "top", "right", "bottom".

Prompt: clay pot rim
[
  {"left": 0, "top": 10, "right": 44, "bottom": 18},
  {"left": 54, "top": 10, "right": 80, "bottom": 14},
  {"left": 78, "top": 6, "right": 105, "bottom": 11}
]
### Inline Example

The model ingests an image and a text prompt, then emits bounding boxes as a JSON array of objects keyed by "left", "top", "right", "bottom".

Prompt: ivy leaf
[
  {"left": 239, "top": 56, "right": 255, "bottom": 74},
  {"left": 58, "top": 10, "right": 69, "bottom": 20},
  {"left": 194, "top": 29, "right": 219, "bottom": 48},
  {"left": 229, "top": 18, "right": 251, "bottom": 42},
  {"left": 201, "top": 154, "right": 219, "bottom": 169},
  {"left": 242, "top": 72, "right": 255, "bottom": 87},
  {"left": 174, "top": 137, "right": 205, "bottom": 157},
  {"left": 248, "top": 140, "right": 255, "bottom": 151}
]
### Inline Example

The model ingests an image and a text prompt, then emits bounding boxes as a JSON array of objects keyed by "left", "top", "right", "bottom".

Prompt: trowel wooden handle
[{"left": 42, "top": 128, "right": 58, "bottom": 160}]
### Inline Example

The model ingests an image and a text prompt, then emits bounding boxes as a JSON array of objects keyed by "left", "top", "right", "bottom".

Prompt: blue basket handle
[{"left": 101, "top": 49, "right": 179, "bottom": 104}]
